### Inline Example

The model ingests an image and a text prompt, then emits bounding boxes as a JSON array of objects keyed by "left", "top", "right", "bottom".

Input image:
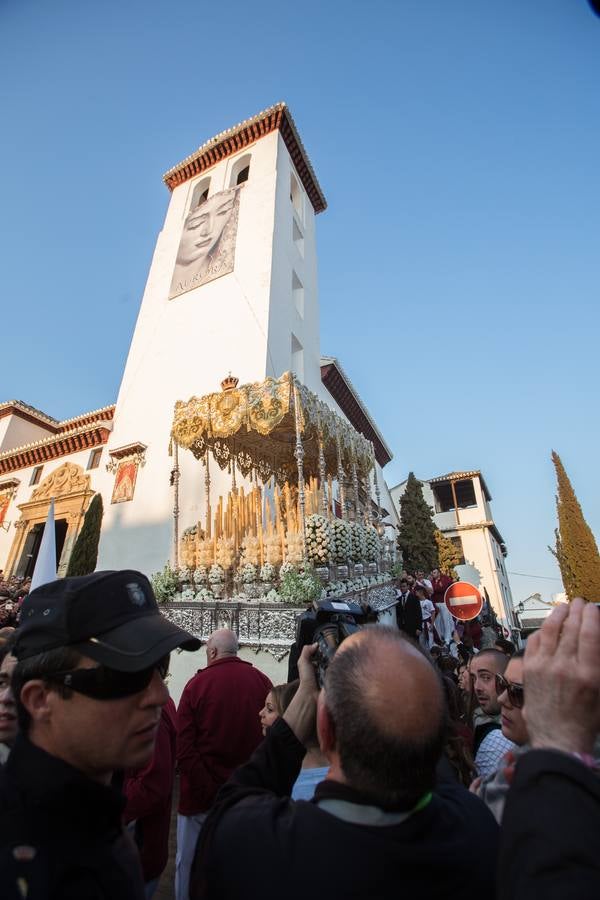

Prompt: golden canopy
[{"left": 171, "top": 372, "right": 374, "bottom": 484}]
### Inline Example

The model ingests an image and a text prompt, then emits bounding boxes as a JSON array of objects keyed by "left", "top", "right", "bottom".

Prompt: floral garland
[
  {"left": 332, "top": 519, "right": 353, "bottom": 563},
  {"left": 180, "top": 587, "right": 196, "bottom": 602},
  {"left": 305, "top": 514, "right": 332, "bottom": 566}
]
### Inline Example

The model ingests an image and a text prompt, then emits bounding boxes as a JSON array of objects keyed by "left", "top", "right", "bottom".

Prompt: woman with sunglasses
[{"left": 470, "top": 650, "right": 529, "bottom": 822}]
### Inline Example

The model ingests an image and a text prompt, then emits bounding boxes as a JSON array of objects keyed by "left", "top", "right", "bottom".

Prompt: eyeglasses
[
  {"left": 44, "top": 655, "right": 170, "bottom": 701},
  {"left": 495, "top": 673, "right": 524, "bottom": 709}
]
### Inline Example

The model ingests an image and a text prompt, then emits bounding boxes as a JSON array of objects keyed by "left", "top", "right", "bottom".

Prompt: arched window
[
  {"left": 229, "top": 154, "right": 251, "bottom": 188},
  {"left": 191, "top": 177, "right": 211, "bottom": 209}
]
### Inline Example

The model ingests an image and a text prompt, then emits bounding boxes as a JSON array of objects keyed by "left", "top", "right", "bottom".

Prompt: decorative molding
[
  {"left": 106, "top": 442, "right": 147, "bottom": 473},
  {"left": 0, "top": 478, "right": 20, "bottom": 497},
  {"left": 30, "top": 462, "right": 91, "bottom": 501},
  {"left": 162, "top": 102, "right": 327, "bottom": 215},
  {"left": 0, "top": 423, "right": 112, "bottom": 475}
]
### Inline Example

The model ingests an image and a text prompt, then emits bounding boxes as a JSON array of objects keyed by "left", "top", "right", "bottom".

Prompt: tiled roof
[{"left": 163, "top": 102, "right": 327, "bottom": 214}]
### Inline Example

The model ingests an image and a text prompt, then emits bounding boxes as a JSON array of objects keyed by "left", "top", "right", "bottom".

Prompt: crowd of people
[{"left": 0, "top": 568, "right": 598, "bottom": 899}]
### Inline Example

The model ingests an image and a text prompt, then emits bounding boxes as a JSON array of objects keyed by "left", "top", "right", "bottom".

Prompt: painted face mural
[{"left": 169, "top": 187, "right": 240, "bottom": 299}]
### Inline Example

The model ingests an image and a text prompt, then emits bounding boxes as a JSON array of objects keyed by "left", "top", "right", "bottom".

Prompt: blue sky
[{"left": 1, "top": 0, "right": 598, "bottom": 603}]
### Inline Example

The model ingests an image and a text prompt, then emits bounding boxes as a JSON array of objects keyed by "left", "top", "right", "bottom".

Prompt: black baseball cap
[{"left": 13, "top": 570, "right": 200, "bottom": 671}]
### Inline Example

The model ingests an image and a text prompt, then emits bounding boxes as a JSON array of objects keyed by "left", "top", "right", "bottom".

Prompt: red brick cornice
[
  {"left": 0, "top": 425, "right": 112, "bottom": 475},
  {"left": 163, "top": 103, "right": 327, "bottom": 214}
]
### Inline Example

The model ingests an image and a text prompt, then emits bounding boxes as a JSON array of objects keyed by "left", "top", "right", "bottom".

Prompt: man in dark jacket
[
  {"left": 498, "top": 597, "right": 600, "bottom": 900},
  {"left": 395, "top": 577, "right": 423, "bottom": 640},
  {"left": 190, "top": 626, "right": 498, "bottom": 900},
  {"left": 0, "top": 570, "right": 200, "bottom": 900},
  {"left": 176, "top": 628, "right": 271, "bottom": 900}
]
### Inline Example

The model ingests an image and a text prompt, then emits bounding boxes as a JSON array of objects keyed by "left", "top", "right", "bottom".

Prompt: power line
[{"left": 508, "top": 571, "right": 562, "bottom": 581}]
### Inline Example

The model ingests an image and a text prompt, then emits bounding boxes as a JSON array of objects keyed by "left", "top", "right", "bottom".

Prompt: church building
[{"left": 0, "top": 104, "right": 397, "bottom": 583}]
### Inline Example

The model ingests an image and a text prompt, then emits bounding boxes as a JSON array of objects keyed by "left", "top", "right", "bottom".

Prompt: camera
[{"left": 287, "top": 598, "right": 376, "bottom": 684}]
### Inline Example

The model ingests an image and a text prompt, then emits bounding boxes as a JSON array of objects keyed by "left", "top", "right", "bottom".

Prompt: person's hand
[
  {"left": 469, "top": 776, "right": 482, "bottom": 794},
  {"left": 523, "top": 598, "right": 600, "bottom": 755},
  {"left": 296, "top": 643, "right": 319, "bottom": 693},
  {"left": 283, "top": 643, "right": 318, "bottom": 747}
]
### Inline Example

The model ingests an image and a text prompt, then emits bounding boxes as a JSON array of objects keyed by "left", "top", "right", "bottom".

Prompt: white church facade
[{"left": 0, "top": 104, "right": 398, "bottom": 589}]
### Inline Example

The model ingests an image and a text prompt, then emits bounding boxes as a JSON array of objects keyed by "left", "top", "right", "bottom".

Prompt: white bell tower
[{"left": 97, "top": 103, "right": 327, "bottom": 573}]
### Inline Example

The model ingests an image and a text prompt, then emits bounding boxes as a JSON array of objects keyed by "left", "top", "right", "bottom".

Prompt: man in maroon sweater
[
  {"left": 123, "top": 695, "right": 177, "bottom": 898},
  {"left": 175, "top": 628, "right": 271, "bottom": 900}
]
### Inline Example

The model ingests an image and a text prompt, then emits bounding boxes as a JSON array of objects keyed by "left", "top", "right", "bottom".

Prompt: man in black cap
[{"left": 0, "top": 570, "right": 200, "bottom": 900}]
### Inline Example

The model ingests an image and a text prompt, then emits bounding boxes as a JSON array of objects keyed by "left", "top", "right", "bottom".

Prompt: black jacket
[
  {"left": 395, "top": 591, "right": 423, "bottom": 640},
  {"left": 498, "top": 749, "right": 600, "bottom": 900},
  {"left": 191, "top": 717, "right": 498, "bottom": 900},
  {"left": 0, "top": 734, "right": 144, "bottom": 900}
]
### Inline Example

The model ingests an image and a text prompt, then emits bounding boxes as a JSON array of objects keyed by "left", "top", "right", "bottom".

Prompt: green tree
[
  {"left": 550, "top": 451, "right": 600, "bottom": 602},
  {"left": 397, "top": 473, "right": 439, "bottom": 573},
  {"left": 434, "top": 529, "right": 461, "bottom": 579},
  {"left": 66, "top": 493, "right": 104, "bottom": 577}
]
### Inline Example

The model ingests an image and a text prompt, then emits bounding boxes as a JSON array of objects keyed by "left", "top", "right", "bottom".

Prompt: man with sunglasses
[
  {"left": 469, "top": 648, "right": 516, "bottom": 778},
  {"left": 0, "top": 570, "right": 200, "bottom": 900},
  {"left": 471, "top": 650, "right": 528, "bottom": 822}
]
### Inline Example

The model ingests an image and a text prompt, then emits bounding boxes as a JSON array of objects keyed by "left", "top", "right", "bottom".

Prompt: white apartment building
[{"left": 390, "top": 470, "right": 516, "bottom": 628}]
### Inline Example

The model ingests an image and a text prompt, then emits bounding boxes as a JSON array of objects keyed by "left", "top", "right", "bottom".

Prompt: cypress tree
[
  {"left": 66, "top": 493, "right": 104, "bottom": 577},
  {"left": 434, "top": 528, "right": 461, "bottom": 579},
  {"left": 550, "top": 451, "right": 600, "bottom": 602},
  {"left": 397, "top": 473, "right": 439, "bottom": 573}
]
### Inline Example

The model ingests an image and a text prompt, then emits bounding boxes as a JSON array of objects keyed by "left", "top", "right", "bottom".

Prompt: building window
[
  {"left": 290, "top": 172, "right": 303, "bottom": 219},
  {"left": 293, "top": 218, "right": 304, "bottom": 256},
  {"left": 230, "top": 154, "right": 251, "bottom": 188},
  {"left": 29, "top": 466, "right": 43, "bottom": 486},
  {"left": 87, "top": 448, "right": 102, "bottom": 470},
  {"left": 191, "top": 177, "right": 211, "bottom": 208},
  {"left": 432, "top": 478, "right": 476, "bottom": 512},
  {"left": 292, "top": 271, "right": 304, "bottom": 318}
]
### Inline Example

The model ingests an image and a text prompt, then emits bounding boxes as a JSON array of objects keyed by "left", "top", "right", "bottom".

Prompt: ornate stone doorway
[{"left": 6, "top": 462, "right": 95, "bottom": 578}]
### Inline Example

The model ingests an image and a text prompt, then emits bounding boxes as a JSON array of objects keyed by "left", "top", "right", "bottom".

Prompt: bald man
[
  {"left": 175, "top": 629, "right": 271, "bottom": 900},
  {"left": 189, "top": 627, "right": 498, "bottom": 900}
]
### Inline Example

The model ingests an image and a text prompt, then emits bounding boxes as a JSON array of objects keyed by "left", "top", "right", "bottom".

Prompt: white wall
[
  {"left": 168, "top": 645, "right": 287, "bottom": 706},
  {"left": 0, "top": 415, "right": 55, "bottom": 453}
]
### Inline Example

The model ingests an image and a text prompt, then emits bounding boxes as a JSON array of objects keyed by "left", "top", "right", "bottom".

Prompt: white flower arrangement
[
  {"left": 208, "top": 564, "right": 225, "bottom": 585},
  {"left": 349, "top": 523, "right": 367, "bottom": 563},
  {"left": 150, "top": 564, "right": 179, "bottom": 602},
  {"left": 193, "top": 566, "right": 208, "bottom": 585},
  {"left": 195, "top": 587, "right": 215, "bottom": 601},
  {"left": 238, "top": 562, "right": 257, "bottom": 584},
  {"left": 260, "top": 562, "right": 276, "bottom": 582},
  {"left": 305, "top": 514, "right": 332, "bottom": 565},
  {"left": 365, "top": 526, "right": 380, "bottom": 562},
  {"left": 279, "top": 560, "right": 296, "bottom": 578},
  {"left": 216, "top": 537, "right": 235, "bottom": 570},
  {"left": 180, "top": 587, "right": 196, "bottom": 602},
  {"left": 263, "top": 588, "right": 282, "bottom": 603},
  {"left": 332, "top": 519, "right": 353, "bottom": 563},
  {"left": 178, "top": 566, "right": 193, "bottom": 585}
]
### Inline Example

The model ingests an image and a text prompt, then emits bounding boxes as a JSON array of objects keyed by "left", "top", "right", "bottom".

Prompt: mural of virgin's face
[
  {"left": 177, "top": 190, "right": 236, "bottom": 268},
  {"left": 170, "top": 187, "right": 239, "bottom": 299}
]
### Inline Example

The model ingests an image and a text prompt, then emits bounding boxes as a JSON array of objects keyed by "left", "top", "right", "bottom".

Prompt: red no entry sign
[{"left": 444, "top": 581, "right": 483, "bottom": 622}]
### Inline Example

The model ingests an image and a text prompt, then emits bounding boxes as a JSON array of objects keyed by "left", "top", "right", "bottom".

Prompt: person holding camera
[{"left": 189, "top": 625, "right": 498, "bottom": 900}]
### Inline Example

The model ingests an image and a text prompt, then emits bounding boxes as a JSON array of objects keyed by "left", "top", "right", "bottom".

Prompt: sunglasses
[
  {"left": 44, "top": 655, "right": 170, "bottom": 701},
  {"left": 495, "top": 673, "right": 524, "bottom": 709}
]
